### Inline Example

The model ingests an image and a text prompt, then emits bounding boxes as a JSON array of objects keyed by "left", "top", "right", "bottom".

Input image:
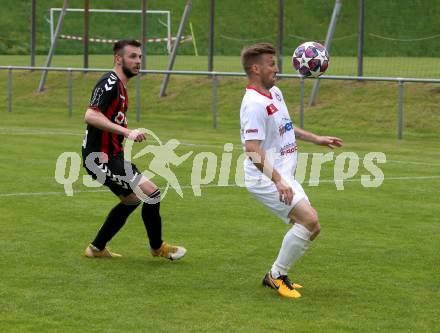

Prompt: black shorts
[{"left": 83, "top": 153, "right": 142, "bottom": 197}]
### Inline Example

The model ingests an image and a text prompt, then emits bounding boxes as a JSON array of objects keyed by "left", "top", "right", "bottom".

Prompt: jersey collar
[
  {"left": 111, "top": 70, "right": 128, "bottom": 88},
  {"left": 246, "top": 85, "right": 273, "bottom": 99}
]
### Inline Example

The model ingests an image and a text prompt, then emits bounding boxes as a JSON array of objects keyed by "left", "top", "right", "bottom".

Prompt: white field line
[
  {"left": 0, "top": 184, "right": 235, "bottom": 197},
  {"left": 384, "top": 159, "right": 440, "bottom": 166},
  {"left": 0, "top": 127, "right": 83, "bottom": 136},
  {"left": 1, "top": 176, "right": 440, "bottom": 197}
]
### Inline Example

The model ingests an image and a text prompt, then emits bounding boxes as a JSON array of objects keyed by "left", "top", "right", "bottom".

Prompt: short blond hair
[{"left": 241, "top": 43, "right": 276, "bottom": 75}]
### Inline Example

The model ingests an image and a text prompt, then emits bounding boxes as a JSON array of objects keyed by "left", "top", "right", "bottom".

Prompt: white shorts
[{"left": 245, "top": 176, "right": 310, "bottom": 224}]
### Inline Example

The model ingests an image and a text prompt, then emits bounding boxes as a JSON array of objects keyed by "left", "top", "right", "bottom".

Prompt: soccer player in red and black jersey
[{"left": 82, "top": 40, "right": 186, "bottom": 260}]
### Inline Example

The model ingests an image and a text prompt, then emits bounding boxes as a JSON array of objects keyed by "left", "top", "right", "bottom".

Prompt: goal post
[{"left": 49, "top": 8, "right": 172, "bottom": 53}]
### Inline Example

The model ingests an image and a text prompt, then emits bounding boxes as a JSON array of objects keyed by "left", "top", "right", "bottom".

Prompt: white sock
[{"left": 271, "top": 223, "right": 312, "bottom": 277}]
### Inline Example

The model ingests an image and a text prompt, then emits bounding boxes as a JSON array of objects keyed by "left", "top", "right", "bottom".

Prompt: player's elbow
[
  {"left": 244, "top": 146, "right": 255, "bottom": 158},
  {"left": 244, "top": 141, "right": 258, "bottom": 153},
  {"left": 245, "top": 142, "right": 262, "bottom": 163},
  {"left": 84, "top": 109, "right": 95, "bottom": 124}
]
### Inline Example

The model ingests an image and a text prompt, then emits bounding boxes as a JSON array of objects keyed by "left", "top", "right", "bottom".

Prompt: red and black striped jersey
[{"left": 82, "top": 71, "right": 129, "bottom": 158}]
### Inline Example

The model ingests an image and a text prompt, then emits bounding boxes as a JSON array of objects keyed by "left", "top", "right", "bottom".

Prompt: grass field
[{"left": 1, "top": 59, "right": 439, "bottom": 332}]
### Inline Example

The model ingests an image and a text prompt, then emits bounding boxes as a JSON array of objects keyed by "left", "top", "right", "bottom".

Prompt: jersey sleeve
[
  {"left": 241, "top": 102, "right": 267, "bottom": 141},
  {"left": 272, "top": 86, "right": 283, "bottom": 98},
  {"left": 88, "top": 78, "right": 117, "bottom": 113}
]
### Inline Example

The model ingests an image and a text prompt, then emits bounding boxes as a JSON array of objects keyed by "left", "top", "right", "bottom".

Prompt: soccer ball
[{"left": 292, "top": 41, "right": 329, "bottom": 78}]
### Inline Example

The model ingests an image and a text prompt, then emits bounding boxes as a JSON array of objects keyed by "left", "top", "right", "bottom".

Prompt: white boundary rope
[
  {"left": 368, "top": 32, "right": 440, "bottom": 42},
  {"left": 221, "top": 32, "right": 440, "bottom": 43},
  {"left": 59, "top": 34, "right": 192, "bottom": 44}
]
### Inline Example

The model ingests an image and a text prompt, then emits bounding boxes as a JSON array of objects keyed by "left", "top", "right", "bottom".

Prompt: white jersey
[{"left": 240, "top": 85, "right": 298, "bottom": 180}]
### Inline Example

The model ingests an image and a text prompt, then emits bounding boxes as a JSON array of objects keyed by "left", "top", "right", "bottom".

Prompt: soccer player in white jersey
[{"left": 240, "top": 43, "right": 343, "bottom": 299}]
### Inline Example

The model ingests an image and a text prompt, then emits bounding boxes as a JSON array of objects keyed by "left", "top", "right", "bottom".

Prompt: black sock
[
  {"left": 92, "top": 201, "right": 140, "bottom": 250},
  {"left": 141, "top": 189, "right": 163, "bottom": 250}
]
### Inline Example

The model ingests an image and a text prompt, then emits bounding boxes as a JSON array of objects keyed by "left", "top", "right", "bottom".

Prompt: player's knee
[
  {"left": 148, "top": 188, "right": 161, "bottom": 201},
  {"left": 140, "top": 187, "right": 160, "bottom": 200},
  {"left": 313, "top": 221, "right": 321, "bottom": 236},
  {"left": 302, "top": 209, "right": 319, "bottom": 231},
  {"left": 312, "top": 210, "right": 319, "bottom": 227},
  {"left": 297, "top": 209, "right": 319, "bottom": 233},
  {"left": 142, "top": 189, "right": 161, "bottom": 209},
  {"left": 309, "top": 221, "right": 321, "bottom": 241},
  {"left": 120, "top": 193, "right": 141, "bottom": 205},
  {"left": 138, "top": 178, "right": 159, "bottom": 197}
]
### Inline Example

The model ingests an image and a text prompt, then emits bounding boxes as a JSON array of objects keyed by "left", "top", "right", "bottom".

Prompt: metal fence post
[
  {"left": 37, "top": 0, "right": 69, "bottom": 92},
  {"left": 159, "top": 0, "right": 192, "bottom": 97},
  {"left": 136, "top": 74, "right": 141, "bottom": 122},
  {"left": 299, "top": 76, "right": 305, "bottom": 128},
  {"left": 8, "top": 67, "right": 12, "bottom": 113},
  {"left": 212, "top": 73, "right": 217, "bottom": 129},
  {"left": 309, "top": 0, "right": 342, "bottom": 106},
  {"left": 141, "top": 0, "right": 148, "bottom": 70},
  {"left": 208, "top": 0, "right": 215, "bottom": 72},
  {"left": 84, "top": 0, "right": 89, "bottom": 70},
  {"left": 398, "top": 80, "right": 404, "bottom": 140},
  {"left": 31, "top": 0, "right": 36, "bottom": 68},
  {"left": 357, "top": 0, "right": 365, "bottom": 78},
  {"left": 68, "top": 68, "right": 73, "bottom": 117},
  {"left": 277, "top": 0, "right": 285, "bottom": 74}
]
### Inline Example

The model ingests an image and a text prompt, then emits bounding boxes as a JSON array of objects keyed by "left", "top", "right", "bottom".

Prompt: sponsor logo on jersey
[
  {"left": 266, "top": 103, "right": 279, "bottom": 116},
  {"left": 280, "top": 144, "right": 298, "bottom": 156},
  {"left": 115, "top": 111, "right": 127, "bottom": 125},
  {"left": 274, "top": 91, "right": 282, "bottom": 101},
  {"left": 279, "top": 121, "right": 293, "bottom": 136},
  {"left": 246, "top": 128, "right": 258, "bottom": 134}
]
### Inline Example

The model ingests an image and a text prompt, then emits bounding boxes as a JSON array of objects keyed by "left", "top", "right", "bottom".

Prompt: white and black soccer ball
[{"left": 292, "top": 41, "right": 329, "bottom": 78}]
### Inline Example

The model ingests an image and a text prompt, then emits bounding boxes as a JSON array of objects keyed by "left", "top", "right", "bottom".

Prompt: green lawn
[{"left": 0, "top": 69, "right": 439, "bottom": 332}]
